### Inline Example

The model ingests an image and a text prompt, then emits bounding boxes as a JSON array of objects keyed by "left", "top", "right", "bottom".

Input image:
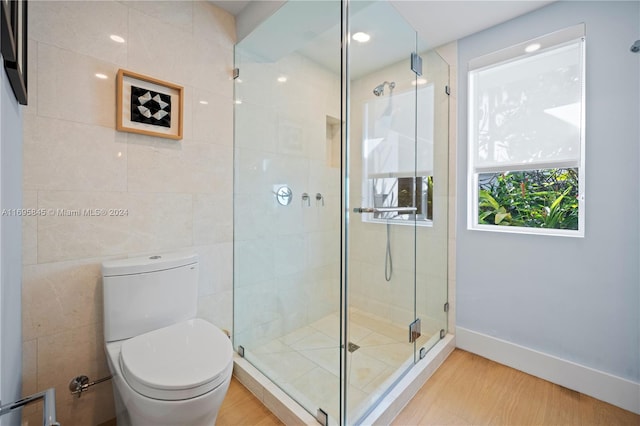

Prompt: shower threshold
[{"left": 233, "top": 333, "right": 455, "bottom": 425}]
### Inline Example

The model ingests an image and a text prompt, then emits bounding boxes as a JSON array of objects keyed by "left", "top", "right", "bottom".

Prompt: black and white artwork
[
  {"left": 130, "top": 86, "right": 171, "bottom": 128},
  {"left": 116, "top": 69, "right": 183, "bottom": 140}
]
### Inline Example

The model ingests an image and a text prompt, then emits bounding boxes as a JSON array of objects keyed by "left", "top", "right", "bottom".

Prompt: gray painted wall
[
  {"left": 0, "top": 66, "right": 23, "bottom": 424},
  {"left": 456, "top": 1, "right": 640, "bottom": 382}
]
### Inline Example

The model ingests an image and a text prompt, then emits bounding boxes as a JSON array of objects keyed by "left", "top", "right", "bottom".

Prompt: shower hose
[{"left": 385, "top": 221, "right": 392, "bottom": 282}]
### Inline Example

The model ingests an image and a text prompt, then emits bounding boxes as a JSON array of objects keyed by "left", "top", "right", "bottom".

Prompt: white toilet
[{"left": 102, "top": 252, "right": 233, "bottom": 426}]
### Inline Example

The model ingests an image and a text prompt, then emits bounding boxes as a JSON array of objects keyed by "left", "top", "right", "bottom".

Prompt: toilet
[{"left": 102, "top": 252, "right": 233, "bottom": 426}]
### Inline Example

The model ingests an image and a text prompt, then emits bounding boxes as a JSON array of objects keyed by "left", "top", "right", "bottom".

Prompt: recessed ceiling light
[
  {"left": 95, "top": 73, "right": 108, "bottom": 79},
  {"left": 277, "top": 76, "right": 288, "bottom": 83},
  {"left": 110, "top": 34, "right": 125, "bottom": 43},
  {"left": 525, "top": 43, "right": 541, "bottom": 53},
  {"left": 352, "top": 32, "right": 370, "bottom": 43}
]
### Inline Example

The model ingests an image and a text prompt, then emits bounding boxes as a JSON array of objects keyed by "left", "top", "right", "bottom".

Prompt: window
[
  {"left": 467, "top": 25, "right": 586, "bottom": 236},
  {"left": 362, "top": 85, "right": 434, "bottom": 226}
]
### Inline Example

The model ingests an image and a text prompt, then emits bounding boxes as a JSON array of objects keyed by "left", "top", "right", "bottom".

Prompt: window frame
[{"left": 467, "top": 25, "right": 586, "bottom": 237}]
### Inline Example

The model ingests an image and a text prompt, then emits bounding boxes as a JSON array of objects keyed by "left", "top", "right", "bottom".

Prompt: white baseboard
[{"left": 456, "top": 326, "right": 640, "bottom": 415}]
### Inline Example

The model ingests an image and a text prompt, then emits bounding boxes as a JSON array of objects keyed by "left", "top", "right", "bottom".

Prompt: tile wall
[
  {"left": 349, "top": 50, "right": 451, "bottom": 335},
  {"left": 21, "top": 2, "right": 235, "bottom": 425},
  {"left": 233, "top": 49, "right": 342, "bottom": 349}
]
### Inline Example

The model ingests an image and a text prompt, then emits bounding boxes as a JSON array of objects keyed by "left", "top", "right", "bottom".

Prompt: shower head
[
  {"left": 373, "top": 81, "right": 396, "bottom": 96},
  {"left": 631, "top": 40, "right": 640, "bottom": 53}
]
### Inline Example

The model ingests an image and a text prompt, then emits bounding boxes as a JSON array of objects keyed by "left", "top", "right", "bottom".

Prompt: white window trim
[{"left": 467, "top": 24, "right": 586, "bottom": 237}]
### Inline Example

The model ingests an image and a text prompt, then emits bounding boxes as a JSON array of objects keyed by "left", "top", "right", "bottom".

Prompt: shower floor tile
[{"left": 242, "top": 308, "right": 437, "bottom": 424}]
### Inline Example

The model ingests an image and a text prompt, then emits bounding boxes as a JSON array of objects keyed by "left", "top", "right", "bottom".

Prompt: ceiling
[
  {"left": 212, "top": 0, "right": 251, "bottom": 15},
  {"left": 211, "top": 0, "right": 554, "bottom": 47},
  {"left": 211, "top": 0, "right": 554, "bottom": 78}
]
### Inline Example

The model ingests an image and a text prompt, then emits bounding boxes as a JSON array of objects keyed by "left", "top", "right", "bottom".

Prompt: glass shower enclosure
[{"left": 233, "top": 1, "right": 449, "bottom": 424}]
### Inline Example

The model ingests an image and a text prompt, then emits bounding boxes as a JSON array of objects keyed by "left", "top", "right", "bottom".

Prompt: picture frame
[
  {"left": 0, "top": 0, "right": 16, "bottom": 61},
  {"left": 116, "top": 69, "right": 183, "bottom": 140},
  {"left": 3, "top": 0, "right": 27, "bottom": 105}
]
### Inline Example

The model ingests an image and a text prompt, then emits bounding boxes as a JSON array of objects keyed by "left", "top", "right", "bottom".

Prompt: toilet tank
[{"left": 102, "top": 253, "right": 199, "bottom": 342}]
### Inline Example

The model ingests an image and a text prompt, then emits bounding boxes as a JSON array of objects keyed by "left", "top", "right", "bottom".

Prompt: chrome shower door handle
[{"left": 352, "top": 207, "right": 417, "bottom": 214}]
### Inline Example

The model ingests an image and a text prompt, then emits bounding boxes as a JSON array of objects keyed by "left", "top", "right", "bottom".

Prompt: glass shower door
[
  {"left": 414, "top": 45, "right": 450, "bottom": 361},
  {"left": 233, "top": 1, "right": 449, "bottom": 424},
  {"left": 233, "top": 1, "right": 343, "bottom": 423},
  {"left": 344, "top": 1, "right": 421, "bottom": 423}
]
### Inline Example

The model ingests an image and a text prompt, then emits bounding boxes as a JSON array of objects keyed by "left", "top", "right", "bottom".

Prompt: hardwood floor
[
  {"left": 224, "top": 349, "right": 639, "bottom": 426},
  {"left": 393, "top": 349, "right": 640, "bottom": 426},
  {"left": 217, "top": 378, "right": 283, "bottom": 426}
]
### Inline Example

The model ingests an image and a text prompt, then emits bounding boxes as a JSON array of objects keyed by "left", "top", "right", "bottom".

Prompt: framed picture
[
  {"left": 1, "top": 0, "right": 16, "bottom": 61},
  {"left": 3, "top": 0, "right": 27, "bottom": 105},
  {"left": 116, "top": 69, "right": 183, "bottom": 140}
]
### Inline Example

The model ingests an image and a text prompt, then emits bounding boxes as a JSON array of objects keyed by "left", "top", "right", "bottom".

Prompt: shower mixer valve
[
  {"left": 275, "top": 186, "right": 293, "bottom": 206},
  {"left": 316, "top": 193, "right": 324, "bottom": 206}
]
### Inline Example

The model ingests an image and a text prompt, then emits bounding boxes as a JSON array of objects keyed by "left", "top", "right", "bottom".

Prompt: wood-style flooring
[
  {"left": 217, "top": 378, "right": 283, "bottom": 426},
  {"left": 218, "top": 349, "right": 640, "bottom": 426}
]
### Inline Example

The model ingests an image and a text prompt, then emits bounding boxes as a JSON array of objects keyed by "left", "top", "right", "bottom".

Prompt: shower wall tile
[
  {"left": 23, "top": 114, "right": 128, "bottom": 192},
  {"left": 196, "top": 242, "right": 233, "bottom": 297},
  {"left": 233, "top": 51, "right": 341, "bottom": 363},
  {"left": 125, "top": 192, "right": 194, "bottom": 253},
  {"left": 276, "top": 116, "right": 309, "bottom": 158},
  {"left": 276, "top": 273, "right": 310, "bottom": 332},
  {"left": 191, "top": 88, "right": 234, "bottom": 145},
  {"left": 234, "top": 61, "right": 278, "bottom": 108},
  {"left": 23, "top": 3, "right": 235, "bottom": 423},
  {"left": 37, "top": 44, "right": 119, "bottom": 128},
  {"left": 234, "top": 148, "right": 277, "bottom": 195},
  {"left": 192, "top": 38, "right": 234, "bottom": 99},
  {"left": 193, "top": 1, "right": 236, "bottom": 47},
  {"left": 198, "top": 290, "right": 233, "bottom": 335},
  {"left": 22, "top": 339, "right": 38, "bottom": 398},
  {"left": 233, "top": 193, "right": 277, "bottom": 241},
  {"left": 234, "top": 103, "right": 278, "bottom": 152},
  {"left": 234, "top": 239, "right": 275, "bottom": 286},
  {"left": 36, "top": 191, "right": 131, "bottom": 263},
  {"left": 22, "top": 190, "right": 38, "bottom": 266},
  {"left": 127, "top": 138, "right": 232, "bottom": 194},
  {"left": 273, "top": 234, "right": 307, "bottom": 277},
  {"left": 309, "top": 160, "right": 341, "bottom": 196},
  {"left": 127, "top": 8, "right": 194, "bottom": 88},
  {"left": 30, "top": 1, "right": 128, "bottom": 66},
  {"left": 193, "top": 192, "right": 233, "bottom": 245},
  {"left": 22, "top": 259, "right": 105, "bottom": 341},
  {"left": 122, "top": 0, "right": 193, "bottom": 33},
  {"left": 36, "top": 324, "right": 115, "bottom": 426}
]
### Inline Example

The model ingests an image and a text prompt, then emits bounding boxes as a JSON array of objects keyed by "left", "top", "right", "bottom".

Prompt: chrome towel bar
[
  {"left": 0, "top": 388, "right": 59, "bottom": 426},
  {"left": 353, "top": 207, "right": 417, "bottom": 214}
]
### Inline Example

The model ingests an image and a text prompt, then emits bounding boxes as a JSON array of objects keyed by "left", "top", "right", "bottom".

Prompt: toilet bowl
[{"left": 102, "top": 253, "right": 233, "bottom": 426}]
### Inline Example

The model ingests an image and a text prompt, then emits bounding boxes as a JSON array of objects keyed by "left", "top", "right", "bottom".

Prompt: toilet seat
[{"left": 120, "top": 318, "right": 233, "bottom": 401}]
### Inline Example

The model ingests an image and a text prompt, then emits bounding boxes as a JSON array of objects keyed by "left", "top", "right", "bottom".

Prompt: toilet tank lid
[{"left": 102, "top": 252, "right": 198, "bottom": 277}]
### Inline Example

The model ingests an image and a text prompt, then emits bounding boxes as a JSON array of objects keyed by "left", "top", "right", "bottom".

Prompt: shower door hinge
[
  {"left": 237, "top": 345, "right": 245, "bottom": 358},
  {"left": 444, "top": 302, "right": 449, "bottom": 312},
  {"left": 445, "top": 85, "right": 450, "bottom": 96},
  {"left": 233, "top": 68, "right": 240, "bottom": 80},
  {"left": 411, "top": 52, "right": 423, "bottom": 76},
  {"left": 440, "top": 329, "right": 446, "bottom": 339},
  {"left": 409, "top": 318, "right": 421, "bottom": 343}
]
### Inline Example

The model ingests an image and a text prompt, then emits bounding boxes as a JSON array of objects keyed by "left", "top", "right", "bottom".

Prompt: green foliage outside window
[{"left": 478, "top": 168, "right": 579, "bottom": 230}]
